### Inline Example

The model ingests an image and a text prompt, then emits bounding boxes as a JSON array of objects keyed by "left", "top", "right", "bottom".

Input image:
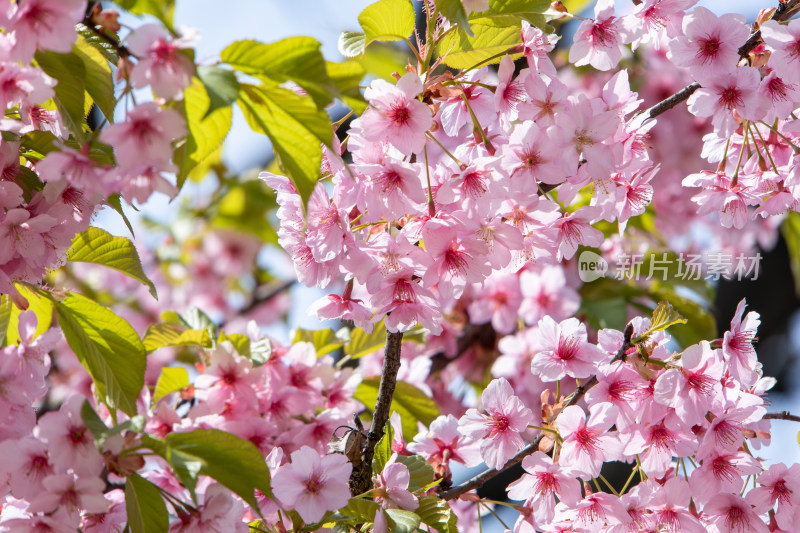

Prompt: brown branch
[
  {"left": 349, "top": 330, "right": 404, "bottom": 495},
  {"left": 438, "top": 324, "right": 634, "bottom": 500},
  {"left": 644, "top": 82, "right": 701, "bottom": 120},
  {"left": 764, "top": 411, "right": 800, "bottom": 423}
]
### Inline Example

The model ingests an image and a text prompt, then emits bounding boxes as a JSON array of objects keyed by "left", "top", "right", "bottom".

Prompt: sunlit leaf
[{"left": 67, "top": 227, "right": 158, "bottom": 299}]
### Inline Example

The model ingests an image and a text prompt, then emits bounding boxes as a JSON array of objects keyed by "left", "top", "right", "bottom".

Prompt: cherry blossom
[{"left": 272, "top": 445, "right": 352, "bottom": 523}]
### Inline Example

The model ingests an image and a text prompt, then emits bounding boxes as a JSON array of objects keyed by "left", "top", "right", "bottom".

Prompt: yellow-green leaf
[
  {"left": 173, "top": 79, "right": 233, "bottom": 188},
  {"left": 221, "top": 37, "right": 337, "bottom": 109},
  {"left": 55, "top": 293, "right": 146, "bottom": 417},
  {"left": 153, "top": 366, "right": 190, "bottom": 404},
  {"left": 67, "top": 227, "right": 157, "bottom": 299},
  {"left": 238, "top": 82, "right": 331, "bottom": 207},
  {"left": 355, "top": 379, "right": 440, "bottom": 440},
  {"left": 345, "top": 320, "right": 388, "bottom": 360},
  {"left": 143, "top": 322, "right": 211, "bottom": 352},
  {"left": 359, "top": 0, "right": 416, "bottom": 44},
  {"left": 35, "top": 50, "right": 87, "bottom": 140},
  {"left": 125, "top": 474, "right": 169, "bottom": 533},
  {"left": 74, "top": 35, "right": 115, "bottom": 120}
]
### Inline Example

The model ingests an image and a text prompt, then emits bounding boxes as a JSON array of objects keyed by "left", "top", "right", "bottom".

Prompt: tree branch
[
  {"left": 764, "top": 411, "right": 800, "bottom": 423},
  {"left": 438, "top": 324, "right": 634, "bottom": 500},
  {"left": 349, "top": 330, "right": 404, "bottom": 495}
]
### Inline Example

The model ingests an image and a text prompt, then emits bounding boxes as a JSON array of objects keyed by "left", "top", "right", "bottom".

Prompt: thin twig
[
  {"left": 764, "top": 411, "right": 800, "bottom": 423},
  {"left": 438, "top": 324, "right": 634, "bottom": 500}
]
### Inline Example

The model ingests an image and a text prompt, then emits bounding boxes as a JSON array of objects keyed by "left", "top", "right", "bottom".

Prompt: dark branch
[
  {"left": 764, "top": 411, "right": 800, "bottom": 423},
  {"left": 438, "top": 324, "right": 634, "bottom": 500},
  {"left": 644, "top": 82, "right": 701, "bottom": 120},
  {"left": 349, "top": 330, "right": 404, "bottom": 495}
]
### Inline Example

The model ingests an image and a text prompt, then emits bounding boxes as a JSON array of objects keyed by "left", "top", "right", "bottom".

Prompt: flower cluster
[{"left": 0, "top": 0, "right": 188, "bottom": 304}]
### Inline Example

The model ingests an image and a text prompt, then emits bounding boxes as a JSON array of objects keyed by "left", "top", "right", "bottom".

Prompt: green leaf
[
  {"left": 145, "top": 429, "right": 272, "bottom": 510},
  {"left": 6, "top": 284, "right": 54, "bottom": 345},
  {"left": 117, "top": 0, "right": 175, "bottom": 29},
  {"left": 74, "top": 36, "right": 116, "bottom": 120},
  {"left": 293, "top": 328, "right": 343, "bottom": 357},
  {"left": 345, "top": 320, "right": 388, "bottom": 360},
  {"left": 219, "top": 332, "right": 251, "bottom": 358},
  {"left": 385, "top": 509, "right": 422, "bottom": 533},
  {"left": 238, "top": 83, "right": 331, "bottom": 207},
  {"left": 55, "top": 293, "right": 146, "bottom": 417},
  {"left": 20, "top": 130, "right": 58, "bottom": 158},
  {"left": 396, "top": 454, "right": 435, "bottom": 492},
  {"left": 106, "top": 194, "right": 136, "bottom": 237},
  {"left": 359, "top": 42, "right": 411, "bottom": 81},
  {"left": 632, "top": 301, "right": 687, "bottom": 344},
  {"left": 67, "top": 227, "right": 158, "bottom": 299},
  {"left": 372, "top": 421, "right": 394, "bottom": 474},
  {"left": 438, "top": 0, "right": 473, "bottom": 35},
  {"left": 339, "top": 497, "right": 380, "bottom": 521},
  {"left": 173, "top": 79, "right": 233, "bottom": 188},
  {"left": 221, "top": 37, "right": 337, "bottom": 108},
  {"left": 153, "top": 366, "right": 190, "bottom": 404},
  {"left": 81, "top": 400, "right": 146, "bottom": 447},
  {"left": 35, "top": 50, "right": 87, "bottom": 140},
  {"left": 782, "top": 212, "right": 800, "bottom": 296},
  {"left": 0, "top": 296, "right": 11, "bottom": 347},
  {"left": 125, "top": 474, "right": 170, "bottom": 533},
  {"left": 143, "top": 322, "right": 212, "bottom": 352},
  {"left": 580, "top": 297, "right": 628, "bottom": 331},
  {"left": 359, "top": 0, "right": 416, "bottom": 44},
  {"left": 472, "top": 0, "right": 552, "bottom": 24},
  {"left": 645, "top": 288, "right": 716, "bottom": 349},
  {"left": 436, "top": 19, "right": 524, "bottom": 69},
  {"left": 326, "top": 60, "right": 367, "bottom": 114},
  {"left": 338, "top": 31, "right": 367, "bottom": 57},
  {"left": 182, "top": 307, "right": 218, "bottom": 334},
  {"left": 212, "top": 180, "right": 278, "bottom": 243},
  {"left": 196, "top": 65, "right": 240, "bottom": 118},
  {"left": 354, "top": 379, "right": 440, "bottom": 441},
  {"left": 417, "top": 495, "right": 458, "bottom": 533},
  {"left": 80, "top": 400, "right": 110, "bottom": 442}
]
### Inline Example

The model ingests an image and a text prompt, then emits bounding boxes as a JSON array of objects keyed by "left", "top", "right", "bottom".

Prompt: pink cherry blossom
[
  {"left": 37, "top": 396, "right": 104, "bottom": 477},
  {"left": 99, "top": 102, "right": 187, "bottom": 170},
  {"left": 408, "top": 414, "right": 482, "bottom": 468},
  {"left": 722, "top": 298, "right": 761, "bottom": 387},
  {"left": 686, "top": 67, "right": 764, "bottom": 136},
  {"left": 520, "top": 21, "right": 558, "bottom": 77},
  {"left": 458, "top": 378, "right": 534, "bottom": 470},
  {"left": 556, "top": 403, "right": 621, "bottom": 479},
  {"left": 531, "top": 316, "right": 606, "bottom": 381},
  {"left": 667, "top": 7, "right": 749, "bottom": 80},
  {"left": 761, "top": 19, "right": 800, "bottom": 84},
  {"left": 653, "top": 340, "right": 723, "bottom": 426},
  {"left": 7, "top": 0, "right": 86, "bottom": 61},
  {"left": 272, "top": 445, "right": 352, "bottom": 524},
  {"left": 127, "top": 24, "right": 196, "bottom": 100},
  {"left": 359, "top": 73, "right": 432, "bottom": 155},
  {"left": 569, "top": 0, "right": 629, "bottom": 71},
  {"left": 506, "top": 451, "right": 581, "bottom": 527},
  {"left": 703, "top": 493, "right": 769, "bottom": 533}
]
